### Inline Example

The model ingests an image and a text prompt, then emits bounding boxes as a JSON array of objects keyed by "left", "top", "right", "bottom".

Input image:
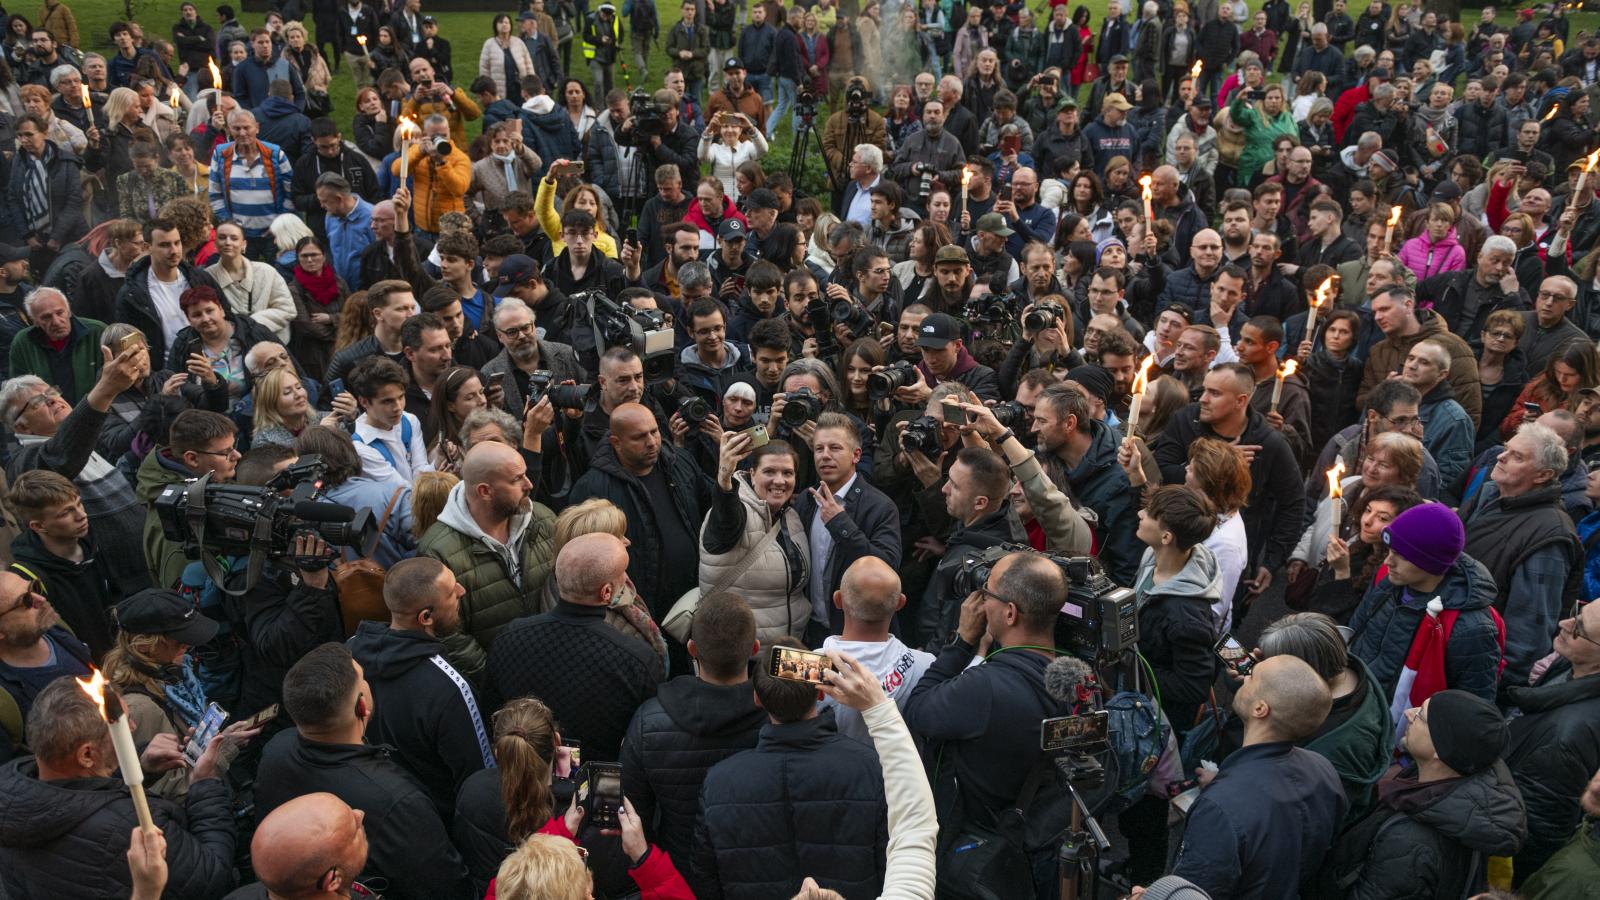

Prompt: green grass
[{"left": 69, "top": 0, "right": 1600, "bottom": 198}]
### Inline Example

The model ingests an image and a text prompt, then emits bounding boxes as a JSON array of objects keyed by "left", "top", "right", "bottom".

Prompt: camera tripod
[
  {"left": 1055, "top": 756, "right": 1112, "bottom": 900},
  {"left": 789, "top": 112, "right": 834, "bottom": 197}
]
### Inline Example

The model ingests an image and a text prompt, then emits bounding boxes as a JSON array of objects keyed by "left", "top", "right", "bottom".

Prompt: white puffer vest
[{"left": 697, "top": 474, "right": 811, "bottom": 645}]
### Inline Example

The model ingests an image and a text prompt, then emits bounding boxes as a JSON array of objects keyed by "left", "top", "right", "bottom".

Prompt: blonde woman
[
  {"left": 283, "top": 22, "right": 332, "bottom": 105},
  {"left": 207, "top": 221, "right": 298, "bottom": 341},
  {"left": 19, "top": 83, "right": 85, "bottom": 153},
  {"left": 412, "top": 470, "right": 460, "bottom": 540},
  {"left": 542, "top": 498, "right": 668, "bottom": 667},
  {"left": 253, "top": 366, "right": 329, "bottom": 447},
  {"left": 535, "top": 161, "right": 618, "bottom": 258}
]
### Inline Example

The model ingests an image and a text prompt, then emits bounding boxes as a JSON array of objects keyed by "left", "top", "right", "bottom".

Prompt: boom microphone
[{"left": 1044, "top": 654, "right": 1097, "bottom": 707}]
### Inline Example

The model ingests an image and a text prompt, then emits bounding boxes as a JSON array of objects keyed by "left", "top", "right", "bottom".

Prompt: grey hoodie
[
  {"left": 434, "top": 481, "right": 534, "bottom": 588},
  {"left": 1134, "top": 541, "right": 1224, "bottom": 608}
]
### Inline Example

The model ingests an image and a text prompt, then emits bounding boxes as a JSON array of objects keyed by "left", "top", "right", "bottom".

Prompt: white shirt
[
  {"left": 147, "top": 269, "right": 191, "bottom": 352},
  {"left": 1205, "top": 511, "right": 1248, "bottom": 635},
  {"left": 807, "top": 471, "right": 858, "bottom": 624},
  {"left": 818, "top": 635, "right": 935, "bottom": 744},
  {"left": 846, "top": 176, "right": 878, "bottom": 227},
  {"left": 353, "top": 411, "right": 433, "bottom": 484}
]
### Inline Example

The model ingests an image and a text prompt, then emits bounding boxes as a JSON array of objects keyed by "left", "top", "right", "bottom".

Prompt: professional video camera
[
  {"left": 627, "top": 87, "right": 667, "bottom": 141},
  {"left": 153, "top": 456, "right": 379, "bottom": 596},
  {"left": 578, "top": 290, "right": 676, "bottom": 383},
  {"left": 952, "top": 545, "right": 1138, "bottom": 662},
  {"left": 796, "top": 87, "right": 819, "bottom": 122},
  {"left": 845, "top": 82, "right": 870, "bottom": 124},
  {"left": 868, "top": 360, "right": 918, "bottom": 400}
]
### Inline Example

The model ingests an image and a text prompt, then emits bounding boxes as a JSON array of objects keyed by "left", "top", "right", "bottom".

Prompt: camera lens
[
  {"left": 548, "top": 383, "right": 593, "bottom": 410},
  {"left": 679, "top": 396, "right": 711, "bottom": 425}
]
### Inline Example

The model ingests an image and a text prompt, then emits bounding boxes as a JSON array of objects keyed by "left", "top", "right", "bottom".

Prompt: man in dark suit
[{"left": 1097, "top": 0, "right": 1131, "bottom": 67}]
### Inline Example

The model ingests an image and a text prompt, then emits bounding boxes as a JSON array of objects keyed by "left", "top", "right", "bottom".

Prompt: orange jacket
[{"left": 390, "top": 147, "right": 471, "bottom": 232}]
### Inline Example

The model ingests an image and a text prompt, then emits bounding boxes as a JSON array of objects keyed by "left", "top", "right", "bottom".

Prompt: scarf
[
  {"left": 294, "top": 263, "right": 340, "bottom": 305},
  {"left": 163, "top": 661, "right": 210, "bottom": 729},
  {"left": 21, "top": 147, "right": 50, "bottom": 235},
  {"left": 492, "top": 151, "right": 519, "bottom": 191}
]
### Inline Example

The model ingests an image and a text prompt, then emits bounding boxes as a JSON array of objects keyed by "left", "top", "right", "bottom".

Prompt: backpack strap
[{"left": 353, "top": 417, "right": 412, "bottom": 473}]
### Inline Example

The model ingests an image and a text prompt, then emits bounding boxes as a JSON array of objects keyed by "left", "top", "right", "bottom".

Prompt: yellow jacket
[
  {"left": 391, "top": 147, "right": 472, "bottom": 232},
  {"left": 400, "top": 88, "right": 483, "bottom": 150},
  {"left": 535, "top": 176, "right": 617, "bottom": 259}
]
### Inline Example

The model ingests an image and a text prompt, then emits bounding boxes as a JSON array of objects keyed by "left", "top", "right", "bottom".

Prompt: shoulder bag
[{"left": 662, "top": 517, "right": 782, "bottom": 643}]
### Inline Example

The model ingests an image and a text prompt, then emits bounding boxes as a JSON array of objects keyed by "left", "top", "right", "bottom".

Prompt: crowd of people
[{"left": 0, "top": 0, "right": 1598, "bottom": 897}]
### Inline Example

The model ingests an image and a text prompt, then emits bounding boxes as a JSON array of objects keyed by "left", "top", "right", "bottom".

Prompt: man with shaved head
[
  {"left": 348, "top": 557, "right": 492, "bottom": 821},
  {"left": 570, "top": 401, "right": 715, "bottom": 634},
  {"left": 488, "top": 533, "right": 662, "bottom": 760},
  {"left": 817, "top": 557, "right": 934, "bottom": 743},
  {"left": 1170, "top": 655, "right": 1347, "bottom": 899},
  {"left": 234, "top": 792, "right": 370, "bottom": 898},
  {"left": 1150, "top": 164, "right": 1207, "bottom": 267},
  {"left": 418, "top": 440, "right": 557, "bottom": 685}
]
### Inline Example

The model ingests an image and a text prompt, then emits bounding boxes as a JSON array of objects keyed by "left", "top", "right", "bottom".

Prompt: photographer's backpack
[{"left": 331, "top": 488, "right": 403, "bottom": 636}]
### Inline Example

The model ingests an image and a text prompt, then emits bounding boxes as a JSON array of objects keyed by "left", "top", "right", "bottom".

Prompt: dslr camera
[
  {"left": 868, "top": 360, "right": 918, "bottom": 400},
  {"left": 678, "top": 395, "right": 712, "bottom": 425},
  {"left": 153, "top": 456, "right": 379, "bottom": 596},
  {"left": 428, "top": 134, "right": 452, "bottom": 155},
  {"left": 965, "top": 293, "right": 1011, "bottom": 324},
  {"left": 779, "top": 387, "right": 823, "bottom": 428},
  {"left": 1025, "top": 301, "right": 1065, "bottom": 333},
  {"left": 831, "top": 300, "right": 875, "bottom": 342},
  {"left": 900, "top": 414, "right": 944, "bottom": 457},
  {"left": 953, "top": 545, "right": 1139, "bottom": 661}
]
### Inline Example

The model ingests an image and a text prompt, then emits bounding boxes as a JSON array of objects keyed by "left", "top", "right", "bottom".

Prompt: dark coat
[
  {"left": 114, "top": 257, "right": 224, "bottom": 367},
  {"left": 486, "top": 601, "right": 662, "bottom": 761},
  {"left": 619, "top": 675, "right": 765, "bottom": 892},
  {"left": 1305, "top": 349, "right": 1363, "bottom": 455},
  {"left": 792, "top": 473, "right": 902, "bottom": 634},
  {"left": 347, "top": 622, "right": 494, "bottom": 822},
  {"left": 1348, "top": 555, "right": 1503, "bottom": 704},
  {"left": 1044, "top": 418, "right": 1141, "bottom": 586},
  {"left": 1456, "top": 101, "right": 1509, "bottom": 160},
  {"left": 222, "top": 558, "right": 342, "bottom": 720},
  {"left": 1416, "top": 267, "right": 1529, "bottom": 349},
  {"left": 1, "top": 144, "right": 87, "bottom": 248},
  {"left": 0, "top": 759, "right": 236, "bottom": 900},
  {"left": 254, "top": 731, "right": 474, "bottom": 900},
  {"left": 9, "top": 530, "right": 118, "bottom": 659},
  {"left": 1172, "top": 741, "right": 1348, "bottom": 900},
  {"left": 693, "top": 711, "right": 888, "bottom": 900},
  {"left": 1505, "top": 664, "right": 1600, "bottom": 880}
]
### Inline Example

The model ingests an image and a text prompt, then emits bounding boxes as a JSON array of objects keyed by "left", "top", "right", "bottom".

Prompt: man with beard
[
  {"left": 481, "top": 298, "right": 585, "bottom": 417},
  {"left": 887, "top": 99, "right": 965, "bottom": 211},
  {"left": 1220, "top": 201, "right": 1255, "bottom": 268},
  {"left": 0, "top": 569, "right": 92, "bottom": 736},
  {"left": 920, "top": 245, "right": 977, "bottom": 318},
  {"left": 347, "top": 557, "right": 493, "bottom": 821}
]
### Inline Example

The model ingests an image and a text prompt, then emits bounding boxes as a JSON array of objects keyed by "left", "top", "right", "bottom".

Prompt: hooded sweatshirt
[
  {"left": 8, "top": 530, "right": 118, "bottom": 659},
  {"left": 435, "top": 481, "right": 535, "bottom": 590},
  {"left": 346, "top": 621, "right": 495, "bottom": 822},
  {"left": 1134, "top": 542, "right": 1223, "bottom": 731}
]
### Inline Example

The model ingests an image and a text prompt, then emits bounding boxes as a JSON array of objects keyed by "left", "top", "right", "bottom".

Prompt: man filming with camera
[
  {"left": 887, "top": 99, "right": 965, "bottom": 215},
  {"left": 402, "top": 58, "right": 480, "bottom": 151},
  {"left": 618, "top": 87, "right": 702, "bottom": 189},
  {"left": 824, "top": 78, "right": 890, "bottom": 201}
]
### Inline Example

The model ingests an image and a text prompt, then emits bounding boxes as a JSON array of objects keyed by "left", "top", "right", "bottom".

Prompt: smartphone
[
  {"left": 185, "top": 702, "right": 228, "bottom": 765},
  {"left": 625, "top": 226, "right": 638, "bottom": 246},
  {"left": 876, "top": 321, "right": 895, "bottom": 339},
  {"left": 487, "top": 372, "right": 505, "bottom": 391},
  {"left": 741, "top": 424, "right": 769, "bottom": 449},
  {"left": 118, "top": 332, "right": 147, "bottom": 354},
  {"left": 1215, "top": 633, "right": 1254, "bottom": 676},
  {"left": 556, "top": 740, "right": 582, "bottom": 778},
  {"left": 235, "top": 703, "right": 279, "bottom": 731},
  {"left": 942, "top": 400, "right": 972, "bottom": 425},
  {"left": 584, "top": 761, "right": 624, "bottom": 829},
  {"left": 555, "top": 160, "right": 586, "bottom": 177},
  {"left": 768, "top": 645, "right": 837, "bottom": 685},
  {"left": 997, "top": 183, "right": 1013, "bottom": 202},
  {"left": 1039, "top": 709, "right": 1109, "bottom": 753}
]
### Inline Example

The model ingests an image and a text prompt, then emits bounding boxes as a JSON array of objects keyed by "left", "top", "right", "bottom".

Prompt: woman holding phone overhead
[{"left": 535, "top": 159, "right": 619, "bottom": 258}]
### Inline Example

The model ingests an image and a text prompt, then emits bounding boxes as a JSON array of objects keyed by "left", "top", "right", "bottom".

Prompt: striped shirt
[{"left": 207, "top": 140, "right": 294, "bottom": 238}]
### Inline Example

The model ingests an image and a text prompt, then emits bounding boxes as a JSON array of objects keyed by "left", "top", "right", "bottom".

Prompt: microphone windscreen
[{"left": 1044, "top": 654, "right": 1096, "bottom": 705}]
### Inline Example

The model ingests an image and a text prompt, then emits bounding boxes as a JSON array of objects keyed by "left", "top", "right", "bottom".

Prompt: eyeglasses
[
  {"left": 499, "top": 323, "right": 535, "bottom": 338},
  {"left": 1567, "top": 600, "right": 1600, "bottom": 648},
  {"left": 976, "top": 586, "right": 1017, "bottom": 609},
  {"left": 193, "top": 446, "right": 240, "bottom": 459},
  {"left": 1486, "top": 330, "right": 1518, "bottom": 341},
  {"left": 0, "top": 578, "right": 45, "bottom": 617},
  {"left": 1537, "top": 291, "right": 1576, "bottom": 302},
  {"left": 12, "top": 388, "right": 59, "bottom": 425},
  {"left": 1383, "top": 414, "right": 1421, "bottom": 429}
]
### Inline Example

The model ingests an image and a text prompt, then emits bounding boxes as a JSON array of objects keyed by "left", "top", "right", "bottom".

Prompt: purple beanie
[
  {"left": 1095, "top": 237, "right": 1126, "bottom": 263},
  {"left": 1381, "top": 502, "right": 1465, "bottom": 576}
]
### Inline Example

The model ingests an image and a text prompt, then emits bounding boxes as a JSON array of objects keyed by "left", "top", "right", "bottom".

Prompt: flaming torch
[
  {"left": 1326, "top": 458, "right": 1347, "bottom": 542},
  {"left": 75, "top": 669, "right": 155, "bottom": 835},
  {"left": 1543, "top": 103, "right": 1561, "bottom": 122},
  {"left": 1190, "top": 60, "right": 1203, "bottom": 79},
  {"left": 356, "top": 33, "right": 368, "bottom": 53},
  {"left": 1306, "top": 275, "right": 1335, "bottom": 344},
  {"left": 960, "top": 165, "right": 972, "bottom": 220},
  {"left": 396, "top": 116, "right": 419, "bottom": 181},
  {"left": 1139, "top": 173, "right": 1154, "bottom": 225},
  {"left": 169, "top": 84, "right": 181, "bottom": 110},
  {"left": 1270, "top": 358, "right": 1297, "bottom": 413},
  {"left": 1124, "top": 355, "right": 1157, "bottom": 440},
  {"left": 1381, "top": 205, "right": 1403, "bottom": 256},
  {"left": 1575, "top": 147, "right": 1600, "bottom": 203},
  {"left": 208, "top": 56, "right": 221, "bottom": 93},
  {"left": 80, "top": 83, "right": 91, "bottom": 111}
]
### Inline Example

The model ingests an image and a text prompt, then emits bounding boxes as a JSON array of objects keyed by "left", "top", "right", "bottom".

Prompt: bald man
[
  {"left": 348, "top": 557, "right": 492, "bottom": 820},
  {"left": 817, "top": 557, "right": 935, "bottom": 744},
  {"left": 487, "top": 532, "right": 661, "bottom": 759},
  {"left": 1170, "top": 655, "right": 1348, "bottom": 900},
  {"left": 1151, "top": 164, "right": 1207, "bottom": 267},
  {"left": 417, "top": 440, "right": 557, "bottom": 686},
  {"left": 229, "top": 792, "right": 370, "bottom": 899},
  {"left": 569, "top": 402, "right": 715, "bottom": 628}
]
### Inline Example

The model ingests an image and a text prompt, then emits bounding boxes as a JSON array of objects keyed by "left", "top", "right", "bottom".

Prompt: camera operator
[
  {"left": 782, "top": 268, "right": 824, "bottom": 359},
  {"left": 924, "top": 446, "right": 1028, "bottom": 641},
  {"left": 390, "top": 118, "right": 472, "bottom": 239},
  {"left": 770, "top": 358, "right": 873, "bottom": 478},
  {"left": 962, "top": 399, "right": 1094, "bottom": 554},
  {"left": 1009, "top": 241, "right": 1065, "bottom": 311},
  {"left": 886, "top": 99, "right": 964, "bottom": 213},
  {"left": 493, "top": 255, "right": 595, "bottom": 373},
  {"left": 481, "top": 298, "right": 585, "bottom": 417},
  {"left": 401, "top": 58, "right": 480, "bottom": 149},
  {"left": 136, "top": 409, "right": 241, "bottom": 590},
  {"left": 824, "top": 77, "right": 890, "bottom": 189},
  {"left": 901, "top": 551, "right": 1072, "bottom": 893},
  {"left": 618, "top": 87, "right": 701, "bottom": 189},
  {"left": 560, "top": 345, "right": 672, "bottom": 479}
]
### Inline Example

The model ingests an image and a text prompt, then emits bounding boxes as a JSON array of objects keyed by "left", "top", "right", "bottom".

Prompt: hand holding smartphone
[{"left": 769, "top": 645, "right": 838, "bottom": 685}]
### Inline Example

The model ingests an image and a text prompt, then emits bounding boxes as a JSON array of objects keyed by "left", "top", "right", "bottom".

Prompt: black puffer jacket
[
  {"left": 1305, "top": 349, "right": 1363, "bottom": 456},
  {"left": 1348, "top": 555, "right": 1503, "bottom": 704},
  {"left": 1347, "top": 762, "right": 1526, "bottom": 900},
  {"left": 113, "top": 257, "right": 224, "bottom": 367},
  {"left": 619, "top": 676, "right": 765, "bottom": 892},
  {"left": 693, "top": 711, "right": 888, "bottom": 900},
  {"left": 1505, "top": 664, "right": 1600, "bottom": 881},
  {"left": 0, "top": 759, "right": 236, "bottom": 900},
  {"left": 223, "top": 559, "right": 342, "bottom": 720},
  {"left": 1477, "top": 347, "right": 1530, "bottom": 455},
  {"left": 1133, "top": 544, "right": 1222, "bottom": 734}
]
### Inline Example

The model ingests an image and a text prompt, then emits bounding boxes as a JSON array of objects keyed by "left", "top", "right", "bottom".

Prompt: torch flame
[
  {"left": 1279, "top": 359, "right": 1298, "bottom": 379},
  {"left": 1584, "top": 148, "right": 1600, "bottom": 173},
  {"left": 1131, "top": 354, "right": 1156, "bottom": 395},
  {"left": 1387, "top": 205, "right": 1403, "bottom": 227},
  {"left": 80, "top": 84, "right": 91, "bottom": 109},
  {"left": 396, "top": 116, "right": 419, "bottom": 139},
  {"left": 1190, "top": 60, "right": 1203, "bottom": 78},
  {"left": 1139, "top": 174, "right": 1153, "bottom": 200},
  {"left": 1326, "top": 459, "right": 1347, "bottom": 499},
  {"left": 208, "top": 56, "right": 221, "bottom": 91},
  {"left": 1544, "top": 104, "right": 1561, "bottom": 121},
  {"left": 1313, "top": 275, "right": 1335, "bottom": 309},
  {"left": 961, "top": 166, "right": 972, "bottom": 188},
  {"left": 169, "top": 85, "right": 181, "bottom": 109},
  {"left": 357, "top": 34, "right": 367, "bottom": 47},
  {"left": 75, "top": 668, "right": 109, "bottom": 721}
]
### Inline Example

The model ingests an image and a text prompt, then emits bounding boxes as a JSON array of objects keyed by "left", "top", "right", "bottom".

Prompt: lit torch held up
[
  {"left": 1306, "top": 275, "right": 1335, "bottom": 344},
  {"left": 1139, "top": 174, "right": 1154, "bottom": 225},
  {"left": 1326, "top": 458, "right": 1347, "bottom": 542},
  {"left": 1575, "top": 148, "right": 1600, "bottom": 203},
  {"left": 208, "top": 56, "right": 221, "bottom": 93},
  {"left": 1190, "top": 60, "right": 1203, "bottom": 79},
  {"left": 1270, "top": 358, "right": 1297, "bottom": 413},
  {"left": 1381, "top": 205, "right": 1402, "bottom": 256},
  {"left": 1125, "top": 355, "right": 1157, "bottom": 440},
  {"left": 75, "top": 669, "right": 156, "bottom": 835},
  {"left": 396, "top": 117, "right": 419, "bottom": 181},
  {"left": 960, "top": 165, "right": 972, "bottom": 220}
]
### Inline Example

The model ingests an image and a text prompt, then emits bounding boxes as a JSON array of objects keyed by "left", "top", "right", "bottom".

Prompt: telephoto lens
[
  {"left": 868, "top": 360, "right": 918, "bottom": 400},
  {"left": 780, "top": 387, "right": 822, "bottom": 427},
  {"left": 547, "top": 383, "right": 593, "bottom": 410},
  {"left": 900, "top": 415, "right": 943, "bottom": 457}
]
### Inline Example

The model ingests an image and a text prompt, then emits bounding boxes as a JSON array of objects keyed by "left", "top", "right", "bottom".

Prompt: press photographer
[
  {"left": 886, "top": 99, "right": 965, "bottom": 214},
  {"left": 824, "top": 77, "right": 890, "bottom": 194},
  {"left": 616, "top": 88, "right": 701, "bottom": 188}
]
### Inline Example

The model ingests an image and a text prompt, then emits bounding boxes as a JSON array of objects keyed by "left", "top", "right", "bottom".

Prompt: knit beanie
[
  {"left": 1381, "top": 502, "right": 1464, "bottom": 576},
  {"left": 1140, "top": 876, "right": 1213, "bottom": 900},
  {"left": 1426, "top": 689, "right": 1508, "bottom": 776},
  {"left": 1065, "top": 365, "right": 1114, "bottom": 402},
  {"left": 1095, "top": 237, "right": 1126, "bottom": 264}
]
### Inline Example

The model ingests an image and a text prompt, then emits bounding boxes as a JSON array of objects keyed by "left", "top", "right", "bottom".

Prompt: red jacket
[
  {"left": 1332, "top": 83, "right": 1371, "bottom": 144},
  {"left": 483, "top": 816, "right": 696, "bottom": 900}
]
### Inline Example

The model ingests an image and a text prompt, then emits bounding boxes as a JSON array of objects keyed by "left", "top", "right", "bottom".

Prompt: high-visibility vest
[{"left": 582, "top": 13, "right": 621, "bottom": 61}]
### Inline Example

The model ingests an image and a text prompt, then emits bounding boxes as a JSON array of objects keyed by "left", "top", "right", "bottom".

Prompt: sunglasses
[{"left": 1, "top": 578, "right": 46, "bottom": 616}]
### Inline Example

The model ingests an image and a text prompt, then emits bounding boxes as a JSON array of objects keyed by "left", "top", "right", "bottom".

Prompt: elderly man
[
  {"left": 1416, "top": 234, "right": 1528, "bottom": 347},
  {"left": 1520, "top": 275, "right": 1589, "bottom": 372},
  {"left": 1400, "top": 339, "right": 1476, "bottom": 492},
  {"left": 0, "top": 676, "right": 237, "bottom": 899},
  {"left": 1459, "top": 421, "right": 1582, "bottom": 692},
  {"left": 487, "top": 532, "right": 661, "bottom": 760},
  {"left": 7, "top": 288, "right": 103, "bottom": 404},
  {"left": 208, "top": 108, "right": 296, "bottom": 258},
  {"left": 886, "top": 99, "right": 965, "bottom": 209},
  {"left": 480, "top": 297, "right": 584, "bottom": 416},
  {"left": 1151, "top": 164, "right": 1206, "bottom": 265},
  {"left": 390, "top": 119, "right": 471, "bottom": 237},
  {"left": 840, "top": 144, "right": 885, "bottom": 228}
]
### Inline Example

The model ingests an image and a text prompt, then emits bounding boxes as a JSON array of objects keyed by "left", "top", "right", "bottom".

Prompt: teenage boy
[
  {"left": 348, "top": 356, "right": 432, "bottom": 484},
  {"left": 7, "top": 471, "right": 119, "bottom": 658}
]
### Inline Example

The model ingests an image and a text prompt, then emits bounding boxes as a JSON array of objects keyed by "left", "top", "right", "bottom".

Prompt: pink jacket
[{"left": 1396, "top": 228, "right": 1466, "bottom": 279}]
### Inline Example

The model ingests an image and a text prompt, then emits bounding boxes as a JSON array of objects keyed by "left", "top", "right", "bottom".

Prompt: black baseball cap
[
  {"left": 0, "top": 244, "right": 27, "bottom": 265},
  {"left": 723, "top": 56, "right": 744, "bottom": 72},
  {"left": 917, "top": 313, "right": 962, "bottom": 349},
  {"left": 718, "top": 218, "right": 748, "bottom": 240},
  {"left": 495, "top": 254, "right": 540, "bottom": 297},
  {"left": 114, "top": 589, "right": 219, "bottom": 646}
]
